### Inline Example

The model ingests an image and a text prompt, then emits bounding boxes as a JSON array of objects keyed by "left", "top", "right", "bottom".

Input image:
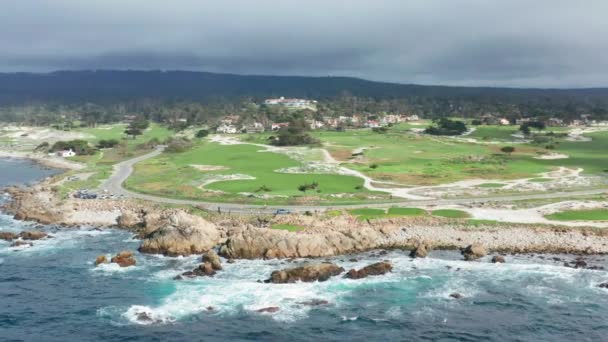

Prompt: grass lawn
[
  {"left": 545, "top": 209, "right": 608, "bottom": 221},
  {"left": 271, "top": 224, "right": 305, "bottom": 232},
  {"left": 431, "top": 209, "right": 471, "bottom": 219}
]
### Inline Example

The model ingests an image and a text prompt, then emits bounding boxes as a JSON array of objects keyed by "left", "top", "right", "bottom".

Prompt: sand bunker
[
  {"left": 190, "top": 164, "right": 229, "bottom": 172},
  {"left": 534, "top": 153, "right": 569, "bottom": 160}
]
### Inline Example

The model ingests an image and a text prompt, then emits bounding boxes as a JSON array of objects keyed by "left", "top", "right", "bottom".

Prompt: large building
[{"left": 264, "top": 97, "right": 317, "bottom": 111}]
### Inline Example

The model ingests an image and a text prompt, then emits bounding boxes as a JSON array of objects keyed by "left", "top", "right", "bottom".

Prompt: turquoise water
[{"left": 1, "top": 158, "right": 608, "bottom": 341}]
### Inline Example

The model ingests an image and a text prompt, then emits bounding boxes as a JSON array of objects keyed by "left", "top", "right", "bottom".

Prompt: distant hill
[{"left": 1, "top": 70, "right": 607, "bottom": 105}]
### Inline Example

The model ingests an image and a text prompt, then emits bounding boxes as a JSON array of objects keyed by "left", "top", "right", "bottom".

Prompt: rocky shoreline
[{"left": 3, "top": 183, "right": 608, "bottom": 262}]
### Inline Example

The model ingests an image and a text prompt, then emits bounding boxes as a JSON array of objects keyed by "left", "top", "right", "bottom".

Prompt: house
[
  {"left": 364, "top": 120, "right": 381, "bottom": 128},
  {"left": 220, "top": 115, "right": 240, "bottom": 125},
  {"left": 55, "top": 149, "right": 76, "bottom": 158},
  {"left": 306, "top": 120, "right": 324, "bottom": 130},
  {"left": 406, "top": 114, "right": 420, "bottom": 121},
  {"left": 271, "top": 122, "right": 290, "bottom": 131},
  {"left": 547, "top": 117, "right": 565, "bottom": 127},
  {"left": 499, "top": 118, "right": 510, "bottom": 125},
  {"left": 264, "top": 97, "right": 317, "bottom": 111},
  {"left": 244, "top": 122, "right": 265, "bottom": 133},
  {"left": 323, "top": 117, "right": 339, "bottom": 128},
  {"left": 216, "top": 124, "right": 238, "bottom": 134}
]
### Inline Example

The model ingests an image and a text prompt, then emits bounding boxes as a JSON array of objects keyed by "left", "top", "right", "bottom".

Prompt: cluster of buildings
[
  {"left": 263, "top": 97, "right": 317, "bottom": 111},
  {"left": 214, "top": 113, "right": 422, "bottom": 134}
]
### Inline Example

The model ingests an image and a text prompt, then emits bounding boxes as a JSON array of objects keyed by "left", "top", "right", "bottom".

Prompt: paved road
[{"left": 101, "top": 146, "right": 608, "bottom": 214}]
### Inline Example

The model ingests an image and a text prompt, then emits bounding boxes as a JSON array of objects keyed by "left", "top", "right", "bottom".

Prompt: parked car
[{"left": 275, "top": 209, "right": 291, "bottom": 215}]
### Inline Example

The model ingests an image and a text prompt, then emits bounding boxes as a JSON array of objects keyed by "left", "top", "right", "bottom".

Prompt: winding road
[{"left": 101, "top": 146, "right": 608, "bottom": 214}]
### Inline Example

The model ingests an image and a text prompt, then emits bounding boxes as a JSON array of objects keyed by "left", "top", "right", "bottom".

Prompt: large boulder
[
  {"left": 598, "top": 282, "right": 608, "bottom": 289},
  {"left": 344, "top": 261, "right": 392, "bottom": 279},
  {"left": 462, "top": 243, "right": 486, "bottom": 261},
  {"left": 111, "top": 250, "right": 137, "bottom": 267},
  {"left": 491, "top": 255, "right": 506, "bottom": 264},
  {"left": 202, "top": 250, "right": 222, "bottom": 271},
  {"left": 265, "top": 263, "right": 345, "bottom": 283},
  {"left": 19, "top": 231, "right": 48, "bottom": 240},
  {"left": 0, "top": 232, "right": 18, "bottom": 241},
  {"left": 410, "top": 242, "right": 429, "bottom": 258},
  {"left": 95, "top": 255, "right": 109, "bottom": 266},
  {"left": 138, "top": 210, "right": 221, "bottom": 256}
]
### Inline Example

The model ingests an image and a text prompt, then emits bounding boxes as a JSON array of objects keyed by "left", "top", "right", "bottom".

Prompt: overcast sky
[{"left": 1, "top": 0, "right": 607, "bottom": 88}]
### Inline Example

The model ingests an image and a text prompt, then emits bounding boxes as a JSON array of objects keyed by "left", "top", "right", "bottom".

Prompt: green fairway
[
  {"left": 271, "top": 224, "right": 305, "bottom": 232},
  {"left": 545, "top": 209, "right": 608, "bottom": 221},
  {"left": 431, "top": 209, "right": 471, "bottom": 218},
  {"left": 478, "top": 183, "right": 506, "bottom": 188},
  {"left": 126, "top": 141, "right": 380, "bottom": 203}
]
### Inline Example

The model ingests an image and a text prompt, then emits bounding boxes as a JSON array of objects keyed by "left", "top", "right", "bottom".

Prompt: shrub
[
  {"left": 165, "top": 138, "right": 193, "bottom": 153},
  {"left": 195, "top": 129, "right": 209, "bottom": 138},
  {"left": 500, "top": 146, "right": 515, "bottom": 155},
  {"left": 369, "top": 163, "right": 379, "bottom": 169},
  {"left": 97, "top": 139, "right": 120, "bottom": 149},
  {"left": 51, "top": 140, "right": 95, "bottom": 155}
]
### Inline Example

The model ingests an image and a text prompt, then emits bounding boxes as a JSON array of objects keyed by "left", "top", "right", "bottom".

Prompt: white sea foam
[{"left": 120, "top": 252, "right": 608, "bottom": 325}]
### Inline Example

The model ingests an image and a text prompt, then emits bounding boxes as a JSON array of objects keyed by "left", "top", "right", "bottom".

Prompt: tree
[
  {"left": 273, "top": 116, "right": 319, "bottom": 146},
  {"left": 425, "top": 118, "right": 468, "bottom": 136},
  {"left": 500, "top": 146, "right": 515, "bottom": 155},
  {"left": 195, "top": 129, "right": 209, "bottom": 138},
  {"left": 124, "top": 118, "right": 149, "bottom": 139}
]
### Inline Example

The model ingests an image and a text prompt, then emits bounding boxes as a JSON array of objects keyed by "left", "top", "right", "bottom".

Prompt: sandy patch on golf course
[
  {"left": 190, "top": 164, "right": 229, "bottom": 172},
  {"left": 534, "top": 153, "right": 569, "bottom": 160}
]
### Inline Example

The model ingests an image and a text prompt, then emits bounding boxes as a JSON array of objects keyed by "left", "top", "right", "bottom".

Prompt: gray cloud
[{"left": 1, "top": 0, "right": 607, "bottom": 87}]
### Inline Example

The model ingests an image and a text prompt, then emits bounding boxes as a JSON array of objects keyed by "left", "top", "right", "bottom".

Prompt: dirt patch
[{"left": 534, "top": 153, "right": 569, "bottom": 160}]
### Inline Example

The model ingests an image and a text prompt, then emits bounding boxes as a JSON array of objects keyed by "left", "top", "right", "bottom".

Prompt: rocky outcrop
[
  {"left": 202, "top": 250, "right": 222, "bottom": 271},
  {"left": 256, "top": 307, "right": 280, "bottom": 313},
  {"left": 491, "top": 255, "right": 506, "bottom": 263},
  {"left": 20, "top": 231, "right": 48, "bottom": 240},
  {"left": 344, "top": 261, "right": 392, "bottom": 279},
  {"left": 116, "top": 210, "right": 142, "bottom": 230},
  {"left": 138, "top": 210, "right": 222, "bottom": 256},
  {"left": 462, "top": 243, "right": 486, "bottom": 261},
  {"left": 220, "top": 225, "right": 400, "bottom": 259},
  {"left": 265, "top": 263, "right": 345, "bottom": 283},
  {"left": 110, "top": 251, "right": 136, "bottom": 267},
  {"left": 4, "top": 187, "right": 64, "bottom": 225},
  {"left": 0, "top": 232, "right": 18, "bottom": 241},
  {"left": 95, "top": 255, "right": 109, "bottom": 266},
  {"left": 410, "top": 242, "right": 430, "bottom": 258},
  {"left": 450, "top": 293, "right": 464, "bottom": 299},
  {"left": 598, "top": 282, "right": 608, "bottom": 289}
]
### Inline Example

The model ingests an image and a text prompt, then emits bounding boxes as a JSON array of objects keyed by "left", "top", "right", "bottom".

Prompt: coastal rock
[
  {"left": 344, "top": 261, "right": 392, "bottom": 279},
  {"left": 598, "top": 282, "right": 608, "bottom": 289},
  {"left": 95, "top": 255, "right": 109, "bottom": 266},
  {"left": 111, "top": 250, "right": 136, "bottom": 267},
  {"left": 299, "top": 299, "right": 329, "bottom": 306},
  {"left": 202, "top": 250, "right": 222, "bottom": 271},
  {"left": 0, "top": 232, "right": 18, "bottom": 241},
  {"left": 265, "top": 263, "right": 344, "bottom": 283},
  {"left": 177, "top": 262, "right": 216, "bottom": 279},
  {"left": 256, "top": 307, "right": 280, "bottom": 313},
  {"left": 491, "top": 255, "right": 506, "bottom": 263},
  {"left": 462, "top": 243, "right": 486, "bottom": 261},
  {"left": 410, "top": 242, "right": 429, "bottom": 258},
  {"left": 116, "top": 210, "right": 142, "bottom": 229},
  {"left": 219, "top": 224, "right": 398, "bottom": 259},
  {"left": 19, "top": 231, "right": 48, "bottom": 240},
  {"left": 138, "top": 210, "right": 221, "bottom": 256},
  {"left": 450, "top": 293, "right": 464, "bottom": 299},
  {"left": 11, "top": 240, "right": 33, "bottom": 247}
]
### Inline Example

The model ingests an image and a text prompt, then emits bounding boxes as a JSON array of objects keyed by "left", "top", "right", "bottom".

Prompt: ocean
[{"left": 1, "top": 158, "right": 608, "bottom": 341}]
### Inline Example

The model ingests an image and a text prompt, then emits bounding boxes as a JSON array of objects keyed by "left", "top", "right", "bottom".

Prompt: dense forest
[{"left": 1, "top": 70, "right": 608, "bottom": 125}]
